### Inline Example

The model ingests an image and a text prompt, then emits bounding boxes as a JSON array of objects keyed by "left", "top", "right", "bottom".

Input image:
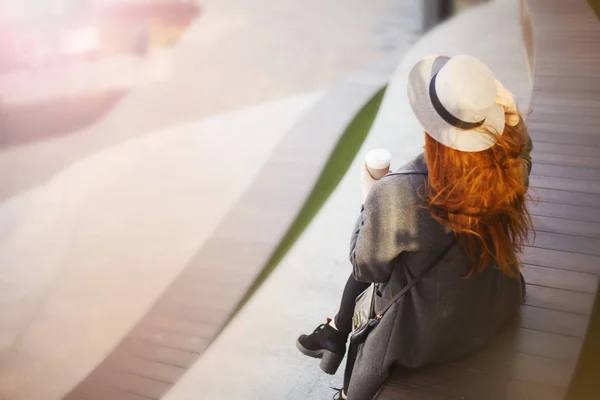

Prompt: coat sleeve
[{"left": 349, "top": 177, "right": 417, "bottom": 283}]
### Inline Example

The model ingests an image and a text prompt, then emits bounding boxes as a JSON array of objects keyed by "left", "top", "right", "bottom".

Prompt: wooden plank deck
[
  {"left": 374, "top": 1, "right": 600, "bottom": 399},
  {"left": 61, "top": 57, "right": 399, "bottom": 400}
]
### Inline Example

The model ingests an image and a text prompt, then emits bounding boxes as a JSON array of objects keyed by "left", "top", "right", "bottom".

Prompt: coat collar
[{"left": 396, "top": 152, "right": 428, "bottom": 175}]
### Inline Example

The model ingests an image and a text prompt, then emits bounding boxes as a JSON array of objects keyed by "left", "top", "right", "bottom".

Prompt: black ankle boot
[{"left": 296, "top": 318, "right": 347, "bottom": 375}]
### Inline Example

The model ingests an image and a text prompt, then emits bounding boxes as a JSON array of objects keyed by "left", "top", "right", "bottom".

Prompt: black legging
[
  {"left": 333, "top": 273, "right": 370, "bottom": 336},
  {"left": 333, "top": 273, "right": 370, "bottom": 394}
]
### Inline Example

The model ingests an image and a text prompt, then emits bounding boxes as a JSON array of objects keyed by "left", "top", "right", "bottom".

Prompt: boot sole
[{"left": 296, "top": 339, "right": 344, "bottom": 375}]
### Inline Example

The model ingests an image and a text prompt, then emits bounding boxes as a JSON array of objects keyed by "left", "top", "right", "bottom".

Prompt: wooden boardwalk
[
  {"left": 61, "top": 56, "right": 398, "bottom": 400},
  {"left": 375, "top": 0, "right": 600, "bottom": 399}
]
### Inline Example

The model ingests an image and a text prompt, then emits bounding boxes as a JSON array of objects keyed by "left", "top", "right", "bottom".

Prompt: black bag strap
[
  {"left": 375, "top": 237, "right": 455, "bottom": 319},
  {"left": 384, "top": 169, "right": 425, "bottom": 177},
  {"left": 374, "top": 169, "right": 453, "bottom": 320}
]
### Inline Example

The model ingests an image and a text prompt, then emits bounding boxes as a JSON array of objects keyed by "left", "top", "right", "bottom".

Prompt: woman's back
[{"left": 363, "top": 154, "right": 524, "bottom": 369}]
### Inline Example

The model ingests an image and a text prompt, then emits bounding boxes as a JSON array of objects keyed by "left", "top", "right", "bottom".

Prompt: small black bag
[{"left": 351, "top": 283, "right": 377, "bottom": 344}]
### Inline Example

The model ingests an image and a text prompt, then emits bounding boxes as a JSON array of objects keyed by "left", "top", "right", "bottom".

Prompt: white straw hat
[{"left": 407, "top": 54, "right": 505, "bottom": 152}]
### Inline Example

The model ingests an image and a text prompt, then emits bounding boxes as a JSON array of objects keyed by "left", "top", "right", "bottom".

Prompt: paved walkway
[
  {"left": 0, "top": 92, "right": 321, "bottom": 400},
  {"left": 162, "top": 0, "right": 532, "bottom": 399}
]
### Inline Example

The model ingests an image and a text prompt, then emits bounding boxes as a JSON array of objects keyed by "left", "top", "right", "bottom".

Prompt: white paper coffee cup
[{"left": 365, "top": 149, "right": 392, "bottom": 180}]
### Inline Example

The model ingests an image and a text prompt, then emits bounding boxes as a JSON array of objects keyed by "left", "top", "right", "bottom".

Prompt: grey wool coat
[{"left": 346, "top": 123, "right": 533, "bottom": 400}]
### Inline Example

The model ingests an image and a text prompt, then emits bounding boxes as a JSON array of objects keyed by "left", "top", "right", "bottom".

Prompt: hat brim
[{"left": 407, "top": 55, "right": 505, "bottom": 152}]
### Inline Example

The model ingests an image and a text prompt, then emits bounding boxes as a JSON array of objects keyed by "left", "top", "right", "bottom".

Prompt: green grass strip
[{"left": 232, "top": 86, "right": 387, "bottom": 316}]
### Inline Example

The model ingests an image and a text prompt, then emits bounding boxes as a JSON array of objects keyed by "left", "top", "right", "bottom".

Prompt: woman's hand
[
  {"left": 360, "top": 163, "right": 378, "bottom": 203},
  {"left": 495, "top": 79, "right": 520, "bottom": 127}
]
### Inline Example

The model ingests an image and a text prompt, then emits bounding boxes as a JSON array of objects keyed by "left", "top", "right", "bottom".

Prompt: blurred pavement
[{"left": 0, "top": 0, "right": 420, "bottom": 202}]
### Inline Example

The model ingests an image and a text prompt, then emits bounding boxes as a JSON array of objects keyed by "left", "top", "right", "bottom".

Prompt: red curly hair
[{"left": 424, "top": 112, "right": 533, "bottom": 277}]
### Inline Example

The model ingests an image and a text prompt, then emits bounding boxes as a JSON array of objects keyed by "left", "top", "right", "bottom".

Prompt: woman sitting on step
[{"left": 296, "top": 55, "right": 533, "bottom": 400}]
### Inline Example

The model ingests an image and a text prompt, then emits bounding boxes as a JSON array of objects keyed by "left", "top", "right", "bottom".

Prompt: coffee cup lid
[{"left": 365, "top": 149, "right": 392, "bottom": 169}]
